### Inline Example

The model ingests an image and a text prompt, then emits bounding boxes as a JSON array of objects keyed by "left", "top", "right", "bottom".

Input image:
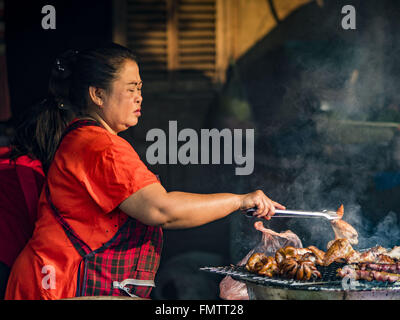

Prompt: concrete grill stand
[{"left": 246, "top": 282, "right": 400, "bottom": 300}]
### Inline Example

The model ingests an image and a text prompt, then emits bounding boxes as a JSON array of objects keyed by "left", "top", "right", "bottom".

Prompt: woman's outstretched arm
[{"left": 119, "top": 183, "right": 285, "bottom": 229}]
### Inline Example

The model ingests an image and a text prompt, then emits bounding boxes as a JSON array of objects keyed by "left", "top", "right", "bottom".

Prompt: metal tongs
[{"left": 245, "top": 208, "right": 340, "bottom": 221}]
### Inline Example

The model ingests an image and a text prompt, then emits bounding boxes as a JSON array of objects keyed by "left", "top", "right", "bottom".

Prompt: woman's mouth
[{"left": 134, "top": 109, "right": 141, "bottom": 115}]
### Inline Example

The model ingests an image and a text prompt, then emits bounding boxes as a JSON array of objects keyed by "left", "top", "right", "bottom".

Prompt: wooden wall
[{"left": 112, "top": 0, "right": 316, "bottom": 85}]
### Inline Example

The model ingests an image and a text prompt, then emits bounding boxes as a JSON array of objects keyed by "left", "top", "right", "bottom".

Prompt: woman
[
  {"left": 5, "top": 43, "right": 285, "bottom": 300},
  {"left": 0, "top": 96, "right": 74, "bottom": 299}
]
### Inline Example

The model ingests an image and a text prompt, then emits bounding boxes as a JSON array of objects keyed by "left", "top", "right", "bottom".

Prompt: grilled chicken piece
[
  {"left": 307, "top": 246, "right": 326, "bottom": 265},
  {"left": 345, "top": 250, "right": 362, "bottom": 264},
  {"left": 387, "top": 246, "right": 400, "bottom": 260},
  {"left": 323, "top": 238, "right": 356, "bottom": 266},
  {"left": 328, "top": 205, "right": 358, "bottom": 248},
  {"left": 344, "top": 245, "right": 391, "bottom": 264},
  {"left": 332, "top": 244, "right": 393, "bottom": 264},
  {"left": 375, "top": 254, "right": 395, "bottom": 264},
  {"left": 356, "top": 246, "right": 388, "bottom": 263}
]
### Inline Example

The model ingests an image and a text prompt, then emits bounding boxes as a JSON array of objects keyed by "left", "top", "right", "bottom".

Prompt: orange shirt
[{"left": 5, "top": 123, "right": 159, "bottom": 300}]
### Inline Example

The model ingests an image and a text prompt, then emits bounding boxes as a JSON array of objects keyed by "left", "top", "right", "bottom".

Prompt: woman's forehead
[{"left": 118, "top": 59, "right": 141, "bottom": 82}]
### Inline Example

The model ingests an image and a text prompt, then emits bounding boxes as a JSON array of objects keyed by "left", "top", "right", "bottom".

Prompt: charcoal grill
[{"left": 200, "top": 262, "right": 400, "bottom": 300}]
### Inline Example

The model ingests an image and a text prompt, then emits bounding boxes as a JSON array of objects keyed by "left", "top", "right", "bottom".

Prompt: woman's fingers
[
  {"left": 255, "top": 196, "right": 270, "bottom": 219},
  {"left": 272, "top": 201, "right": 286, "bottom": 210},
  {"left": 242, "top": 190, "right": 285, "bottom": 221},
  {"left": 255, "top": 198, "right": 265, "bottom": 216},
  {"left": 264, "top": 197, "right": 276, "bottom": 220},
  {"left": 255, "top": 193, "right": 276, "bottom": 220}
]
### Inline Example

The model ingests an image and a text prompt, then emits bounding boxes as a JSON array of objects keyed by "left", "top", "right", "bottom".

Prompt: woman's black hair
[{"left": 9, "top": 43, "right": 138, "bottom": 174}]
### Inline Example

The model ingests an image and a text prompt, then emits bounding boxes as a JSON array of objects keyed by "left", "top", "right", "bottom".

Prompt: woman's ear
[{"left": 88, "top": 86, "right": 105, "bottom": 107}]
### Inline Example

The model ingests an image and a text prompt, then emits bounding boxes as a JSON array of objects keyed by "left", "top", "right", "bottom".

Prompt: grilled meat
[
  {"left": 346, "top": 246, "right": 394, "bottom": 264},
  {"left": 275, "top": 246, "right": 302, "bottom": 265},
  {"left": 387, "top": 246, "right": 400, "bottom": 260},
  {"left": 257, "top": 256, "right": 278, "bottom": 277},
  {"left": 274, "top": 246, "right": 322, "bottom": 265},
  {"left": 300, "top": 252, "right": 318, "bottom": 265},
  {"left": 358, "top": 245, "right": 387, "bottom": 261},
  {"left": 279, "top": 257, "right": 321, "bottom": 281},
  {"left": 359, "top": 262, "right": 400, "bottom": 274},
  {"left": 326, "top": 242, "right": 397, "bottom": 265},
  {"left": 328, "top": 205, "right": 358, "bottom": 248},
  {"left": 247, "top": 245, "right": 323, "bottom": 280},
  {"left": 296, "top": 248, "right": 314, "bottom": 255},
  {"left": 323, "top": 239, "right": 356, "bottom": 266},
  {"left": 375, "top": 254, "right": 395, "bottom": 264},
  {"left": 337, "top": 266, "right": 400, "bottom": 283},
  {"left": 307, "top": 246, "right": 325, "bottom": 265},
  {"left": 246, "top": 253, "right": 269, "bottom": 272},
  {"left": 246, "top": 253, "right": 279, "bottom": 277},
  {"left": 369, "top": 271, "right": 400, "bottom": 282},
  {"left": 274, "top": 245, "right": 322, "bottom": 280},
  {"left": 279, "top": 257, "right": 298, "bottom": 277}
]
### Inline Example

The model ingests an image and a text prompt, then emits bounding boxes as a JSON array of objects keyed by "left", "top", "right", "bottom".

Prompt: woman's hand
[{"left": 239, "top": 190, "right": 286, "bottom": 220}]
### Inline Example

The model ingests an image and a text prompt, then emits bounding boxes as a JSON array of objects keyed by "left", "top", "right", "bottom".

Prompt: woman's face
[{"left": 100, "top": 59, "right": 143, "bottom": 133}]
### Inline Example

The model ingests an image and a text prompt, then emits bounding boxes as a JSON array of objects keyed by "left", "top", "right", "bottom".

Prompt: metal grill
[{"left": 200, "top": 263, "right": 400, "bottom": 292}]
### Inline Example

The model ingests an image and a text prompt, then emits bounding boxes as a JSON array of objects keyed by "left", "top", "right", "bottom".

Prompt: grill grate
[{"left": 200, "top": 263, "right": 400, "bottom": 292}]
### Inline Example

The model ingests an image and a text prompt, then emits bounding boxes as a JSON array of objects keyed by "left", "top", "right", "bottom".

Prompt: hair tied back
[{"left": 53, "top": 49, "right": 79, "bottom": 80}]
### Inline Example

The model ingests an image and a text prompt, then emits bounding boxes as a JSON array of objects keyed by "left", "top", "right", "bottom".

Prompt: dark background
[
  {"left": 3, "top": 0, "right": 400, "bottom": 299},
  {"left": 4, "top": 0, "right": 113, "bottom": 115}
]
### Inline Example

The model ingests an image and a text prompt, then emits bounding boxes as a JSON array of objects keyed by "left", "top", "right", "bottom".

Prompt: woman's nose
[{"left": 135, "top": 94, "right": 143, "bottom": 104}]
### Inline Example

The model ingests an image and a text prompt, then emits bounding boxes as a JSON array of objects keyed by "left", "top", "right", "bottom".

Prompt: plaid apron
[{"left": 45, "top": 119, "right": 163, "bottom": 298}]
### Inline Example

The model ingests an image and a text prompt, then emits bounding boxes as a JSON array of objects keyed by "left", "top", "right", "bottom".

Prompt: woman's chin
[{"left": 125, "top": 119, "right": 139, "bottom": 129}]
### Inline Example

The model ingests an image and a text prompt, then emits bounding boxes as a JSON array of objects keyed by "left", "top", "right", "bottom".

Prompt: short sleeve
[{"left": 83, "top": 137, "right": 160, "bottom": 213}]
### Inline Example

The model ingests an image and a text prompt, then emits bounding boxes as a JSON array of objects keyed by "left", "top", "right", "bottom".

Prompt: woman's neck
[{"left": 79, "top": 113, "right": 118, "bottom": 135}]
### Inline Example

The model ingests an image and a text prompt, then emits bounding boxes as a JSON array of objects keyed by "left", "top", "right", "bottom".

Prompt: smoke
[
  {"left": 226, "top": 2, "right": 400, "bottom": 262},
  {"left": 360, "top": 211, "right": 400, "bottom": 249},
  {"left": 281, "top": 161, "right": 400, "bottom": 250},
  {"left": 279, "top": 3, "right": 400, "bottom": 249}
]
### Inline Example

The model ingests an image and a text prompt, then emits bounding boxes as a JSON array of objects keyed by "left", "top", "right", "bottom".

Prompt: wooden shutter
[
  {"left": 176, "top": 0, "right": 216, "bottom": 79},
  {"left": 121, "top": 0, "right": 217, "bottom": 83},
  {"left": 126, "top": 0, "right": 168, "bottom": 80}
]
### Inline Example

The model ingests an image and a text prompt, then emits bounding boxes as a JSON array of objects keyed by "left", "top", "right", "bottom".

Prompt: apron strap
[
  {"left": 45, "top": 118, "right": 102, "bottom": 257},
  {"left": 57, "top": 119, "right": 101, "bottom": 150},
  {"left": 45, "top": 183, "right": 92, "bottom": 256}
]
